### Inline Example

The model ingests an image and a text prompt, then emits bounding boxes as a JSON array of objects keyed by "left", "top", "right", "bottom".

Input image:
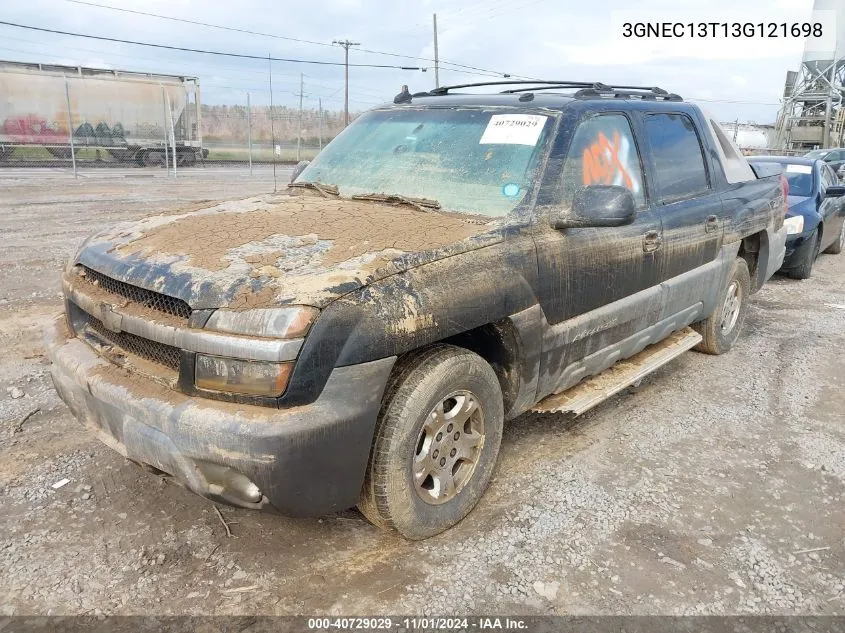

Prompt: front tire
[
  {"left": 359, "top": 345, "right": 504, "bottom": 540},
  {"left": 693, "top": 258, "right": 750, "bottom": 355}
]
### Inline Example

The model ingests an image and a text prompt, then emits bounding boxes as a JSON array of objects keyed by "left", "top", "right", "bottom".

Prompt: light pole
[
  {"left": 332, "top": 39, "right": 360, "bottom": 126},
  {"left": 433, "top": 13, "right": 440, "bottom": 89}
]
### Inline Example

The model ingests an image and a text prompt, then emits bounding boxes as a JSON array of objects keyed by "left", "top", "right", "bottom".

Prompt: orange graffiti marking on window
[{"left": 582, "top": 130, "right": 634, "bottom": 189}]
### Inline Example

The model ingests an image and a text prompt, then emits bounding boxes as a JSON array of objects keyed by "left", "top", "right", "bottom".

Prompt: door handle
[
  {"left": 705, "top": 215, "right": 719, "bottom": 233},
  {"left": 643, "top": 230, "right": 662, "bottom": 253}
]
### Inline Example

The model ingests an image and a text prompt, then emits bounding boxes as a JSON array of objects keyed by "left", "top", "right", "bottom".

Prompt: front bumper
[
  {"left": 46, "top": 316, "right": 396, "bottom": 516},
  {"left": 781, "top": 230, "right": 815, "bottom": 271}
]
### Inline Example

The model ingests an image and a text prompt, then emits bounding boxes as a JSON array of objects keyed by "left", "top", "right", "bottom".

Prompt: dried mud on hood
[{"left": 78, "top": 190, "right": 502, "bottom": 309}]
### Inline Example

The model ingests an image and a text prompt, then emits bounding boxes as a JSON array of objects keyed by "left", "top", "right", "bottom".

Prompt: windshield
[
  {"left": 804, "top": 149, "right": 829, "bottom": 159},
  {"left": 296, "top": 107, "right": 553, "bottom": 217},
  {"left": 777, "top": 162, "right": 815, "bottom": 197}
]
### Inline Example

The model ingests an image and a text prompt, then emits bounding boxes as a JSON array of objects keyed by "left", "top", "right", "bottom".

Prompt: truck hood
[{"left": 75, "top": 191, "right": 504, "bottom": 310}]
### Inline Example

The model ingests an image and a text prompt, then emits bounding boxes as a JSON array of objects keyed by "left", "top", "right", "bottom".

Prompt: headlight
[
  {"left": 205, "top": 306, "right": 318, "bottom": 338},
  {"left": 199, "top": 307, "right": 316, "bottom": 397},
  {"left": 784, "top": 215, "right": 804, "bottom": 235},
  {"left": 195, "top": 354, "right": 293, "bottom": 397}
]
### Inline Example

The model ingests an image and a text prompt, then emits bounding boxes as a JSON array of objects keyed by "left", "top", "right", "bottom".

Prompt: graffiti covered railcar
[{"left": 0, "top": 60, "right": 204, "bottom": 166}]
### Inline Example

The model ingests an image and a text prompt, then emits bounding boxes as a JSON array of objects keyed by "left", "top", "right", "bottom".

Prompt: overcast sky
[{"left": 0, "top": 0, "right": 836, "bottom": 123}]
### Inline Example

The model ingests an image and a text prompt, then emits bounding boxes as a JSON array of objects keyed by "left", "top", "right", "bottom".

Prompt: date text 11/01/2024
[
  {"left": 622, "top": 22, "right": 823, "bottom": 38},
  {"left": 306, "top": 617, "right": 528, "bottom": 630}
]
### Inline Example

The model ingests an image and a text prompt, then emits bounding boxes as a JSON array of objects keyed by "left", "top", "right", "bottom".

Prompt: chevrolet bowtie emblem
[{"left": 99, "top": 303, "right": 123, "bottom": 334}]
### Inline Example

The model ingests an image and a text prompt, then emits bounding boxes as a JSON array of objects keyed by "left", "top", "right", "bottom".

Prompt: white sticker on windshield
[
  {"left": 786, "top": 164, "right": 812, "bottom": 174},
  {"left": 480, "top": 114, "right": 547, "bottom": 146}
]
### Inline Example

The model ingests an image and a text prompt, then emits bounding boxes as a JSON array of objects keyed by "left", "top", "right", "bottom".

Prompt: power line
[
  {"left": 0, "top": 21, "right": 427, "bottom": 70},
  {"left": 0, "top": 33, "right": 303, "bottom": 79},
  {"left": 438, "top": 0, "right": 552, "bottom": 35},
  {"left": 0, "top": 38, "right": 389, "bottom": 106},
  {"left": 437, "top": 0, "right": 520, "bottom": 22},
  {"left": 477, "top": 0, "right": 550, "bottom": 20},
  {"left": 1, "top": 29, "right": 505, "bottom": 82},
  {"left": 65, "top": 0, "right": 337, "bottom": 50},
  {"left": 61, "top": 0, "right": 525, "bottom": 79}
]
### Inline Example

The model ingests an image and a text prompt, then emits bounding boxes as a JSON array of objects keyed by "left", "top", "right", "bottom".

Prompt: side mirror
[
  {"left": 825, "top": 184, "right": 845, "bottom": 198},
  {"left": 554, "top": 185, "right": 637, "bottom": 229},
  {"left": 290, "top": 160, "right": 310, "bottom": 183}
]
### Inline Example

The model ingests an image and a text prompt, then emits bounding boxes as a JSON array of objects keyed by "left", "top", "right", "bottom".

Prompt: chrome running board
[{"left": 532, "top": 327, "right": 702, "bottom": 417}]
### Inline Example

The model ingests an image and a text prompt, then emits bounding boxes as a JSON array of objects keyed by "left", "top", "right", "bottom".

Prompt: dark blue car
[{"left": 748, "top": 156, "right": 845, "bottom": 278}]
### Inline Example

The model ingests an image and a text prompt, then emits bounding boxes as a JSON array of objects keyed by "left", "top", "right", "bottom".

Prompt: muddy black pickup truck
[{"left": 47, "top": 81, "right": 787, "bottom": 539}]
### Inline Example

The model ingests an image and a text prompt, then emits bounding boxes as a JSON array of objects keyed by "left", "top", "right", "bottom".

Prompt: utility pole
[
  {"left": 246, "top": 91, "right": 253, "bottom": 175},
  {"left": 63, "top": 76, "right": 77, "bottom": 178},
  {"left": 268, "top": 53, "right": 277, "bottom": 192},
  {"left": 433, "top": 13, "right": 440, "bottom": 88},
  {"left": 333, "top": 39, "right": 360, "bottom": 126},
  {"left": 318, "top": 97, "right": 323, "bottom": 151},
  {"left": 297, "top": 72, "right": 304, "bottom": 162}
]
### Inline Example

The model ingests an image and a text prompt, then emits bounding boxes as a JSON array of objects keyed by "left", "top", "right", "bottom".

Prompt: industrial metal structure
[
  {"left": 775, "top": 0, "right": 845, "bottom": 151},
  {"left": 0, "top": 60, "right": 204, "bottom": 165}
]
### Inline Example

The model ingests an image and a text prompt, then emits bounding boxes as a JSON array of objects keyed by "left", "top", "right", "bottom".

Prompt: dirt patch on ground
[{"left": 117, "top": 192, "right": 487, "bottom": 271}]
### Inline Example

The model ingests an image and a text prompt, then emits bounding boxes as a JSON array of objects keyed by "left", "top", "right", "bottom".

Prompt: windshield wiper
[
  {"left": 288, "top": 181, "right": 340, "bottom": 198},
  {"left": 351, "top": 192, "right": 441, "bottom": 213}
]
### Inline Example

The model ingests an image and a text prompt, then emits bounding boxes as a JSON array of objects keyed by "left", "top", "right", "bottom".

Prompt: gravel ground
[{"left": 0, "top": 167, "right": 843, "bottom": 616}]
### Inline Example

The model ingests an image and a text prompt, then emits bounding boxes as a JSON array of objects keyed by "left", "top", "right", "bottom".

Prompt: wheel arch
[
  {"left": 440, "top": 319, "right": 523, "bottom": 417},
  {"left": 737, "top": 231, "right": 763, "bottom": 293}
]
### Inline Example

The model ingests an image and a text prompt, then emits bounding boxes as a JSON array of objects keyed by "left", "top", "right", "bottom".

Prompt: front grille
[
  {"left": 81, "top": 266, "right": 191, "bottom": 320},
  {"left": 85, "top": 313, "right": 181, "bottom": 372}
]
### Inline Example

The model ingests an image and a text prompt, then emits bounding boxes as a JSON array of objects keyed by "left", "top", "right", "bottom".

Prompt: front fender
[{"left": 281, "top": 232, "right": 540, "bottom": 406}]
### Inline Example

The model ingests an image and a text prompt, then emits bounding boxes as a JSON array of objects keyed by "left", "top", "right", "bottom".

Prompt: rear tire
[
  {"left": 824, "top": 221, "right": 845, "bottom": 255},
  {"left": 359, "top": 345, "right": 504, "bottom": 540},
  {"left": 693, "top": 258, "right": 750, "bottom": 355},
  {"left": 789, "top": 229, "right": 819, "bottom": 279}
]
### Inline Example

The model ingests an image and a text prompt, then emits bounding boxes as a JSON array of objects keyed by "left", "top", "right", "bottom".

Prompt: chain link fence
[
  {"left": 201, "top": 91, "right": 343, "bottom": 170},
  {"left": 0, "top": 60, "right": 345, "bottom": 175}
]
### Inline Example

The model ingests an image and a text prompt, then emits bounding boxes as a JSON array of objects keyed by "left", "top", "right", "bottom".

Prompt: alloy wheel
[
  {"left": 720, "top": 281, "right": 742, "bottom": 334},
  {"left": 413, "top": 391, "right": 485, "bottom": 505}
]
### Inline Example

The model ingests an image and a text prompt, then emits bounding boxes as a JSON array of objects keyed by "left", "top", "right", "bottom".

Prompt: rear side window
[
  {"left": 644, "top": 113, "right": 710, "bottom": 203},
  {"left": 560, "top": 113, "right": 646, "bottom": 208},
  {"left": 821, "top": 163, "right": 833, "bottom": 190}
]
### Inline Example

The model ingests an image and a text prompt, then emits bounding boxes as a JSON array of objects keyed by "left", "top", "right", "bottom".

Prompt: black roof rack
[
  {"left": 427, "top": 80, "right": 593, "bottom": 95},
  {"left": 418, "top": 80, "right": 682, "bottom": 102},
  {"left": 571, "top": 84, "right": 682, "bottom": 101}
]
